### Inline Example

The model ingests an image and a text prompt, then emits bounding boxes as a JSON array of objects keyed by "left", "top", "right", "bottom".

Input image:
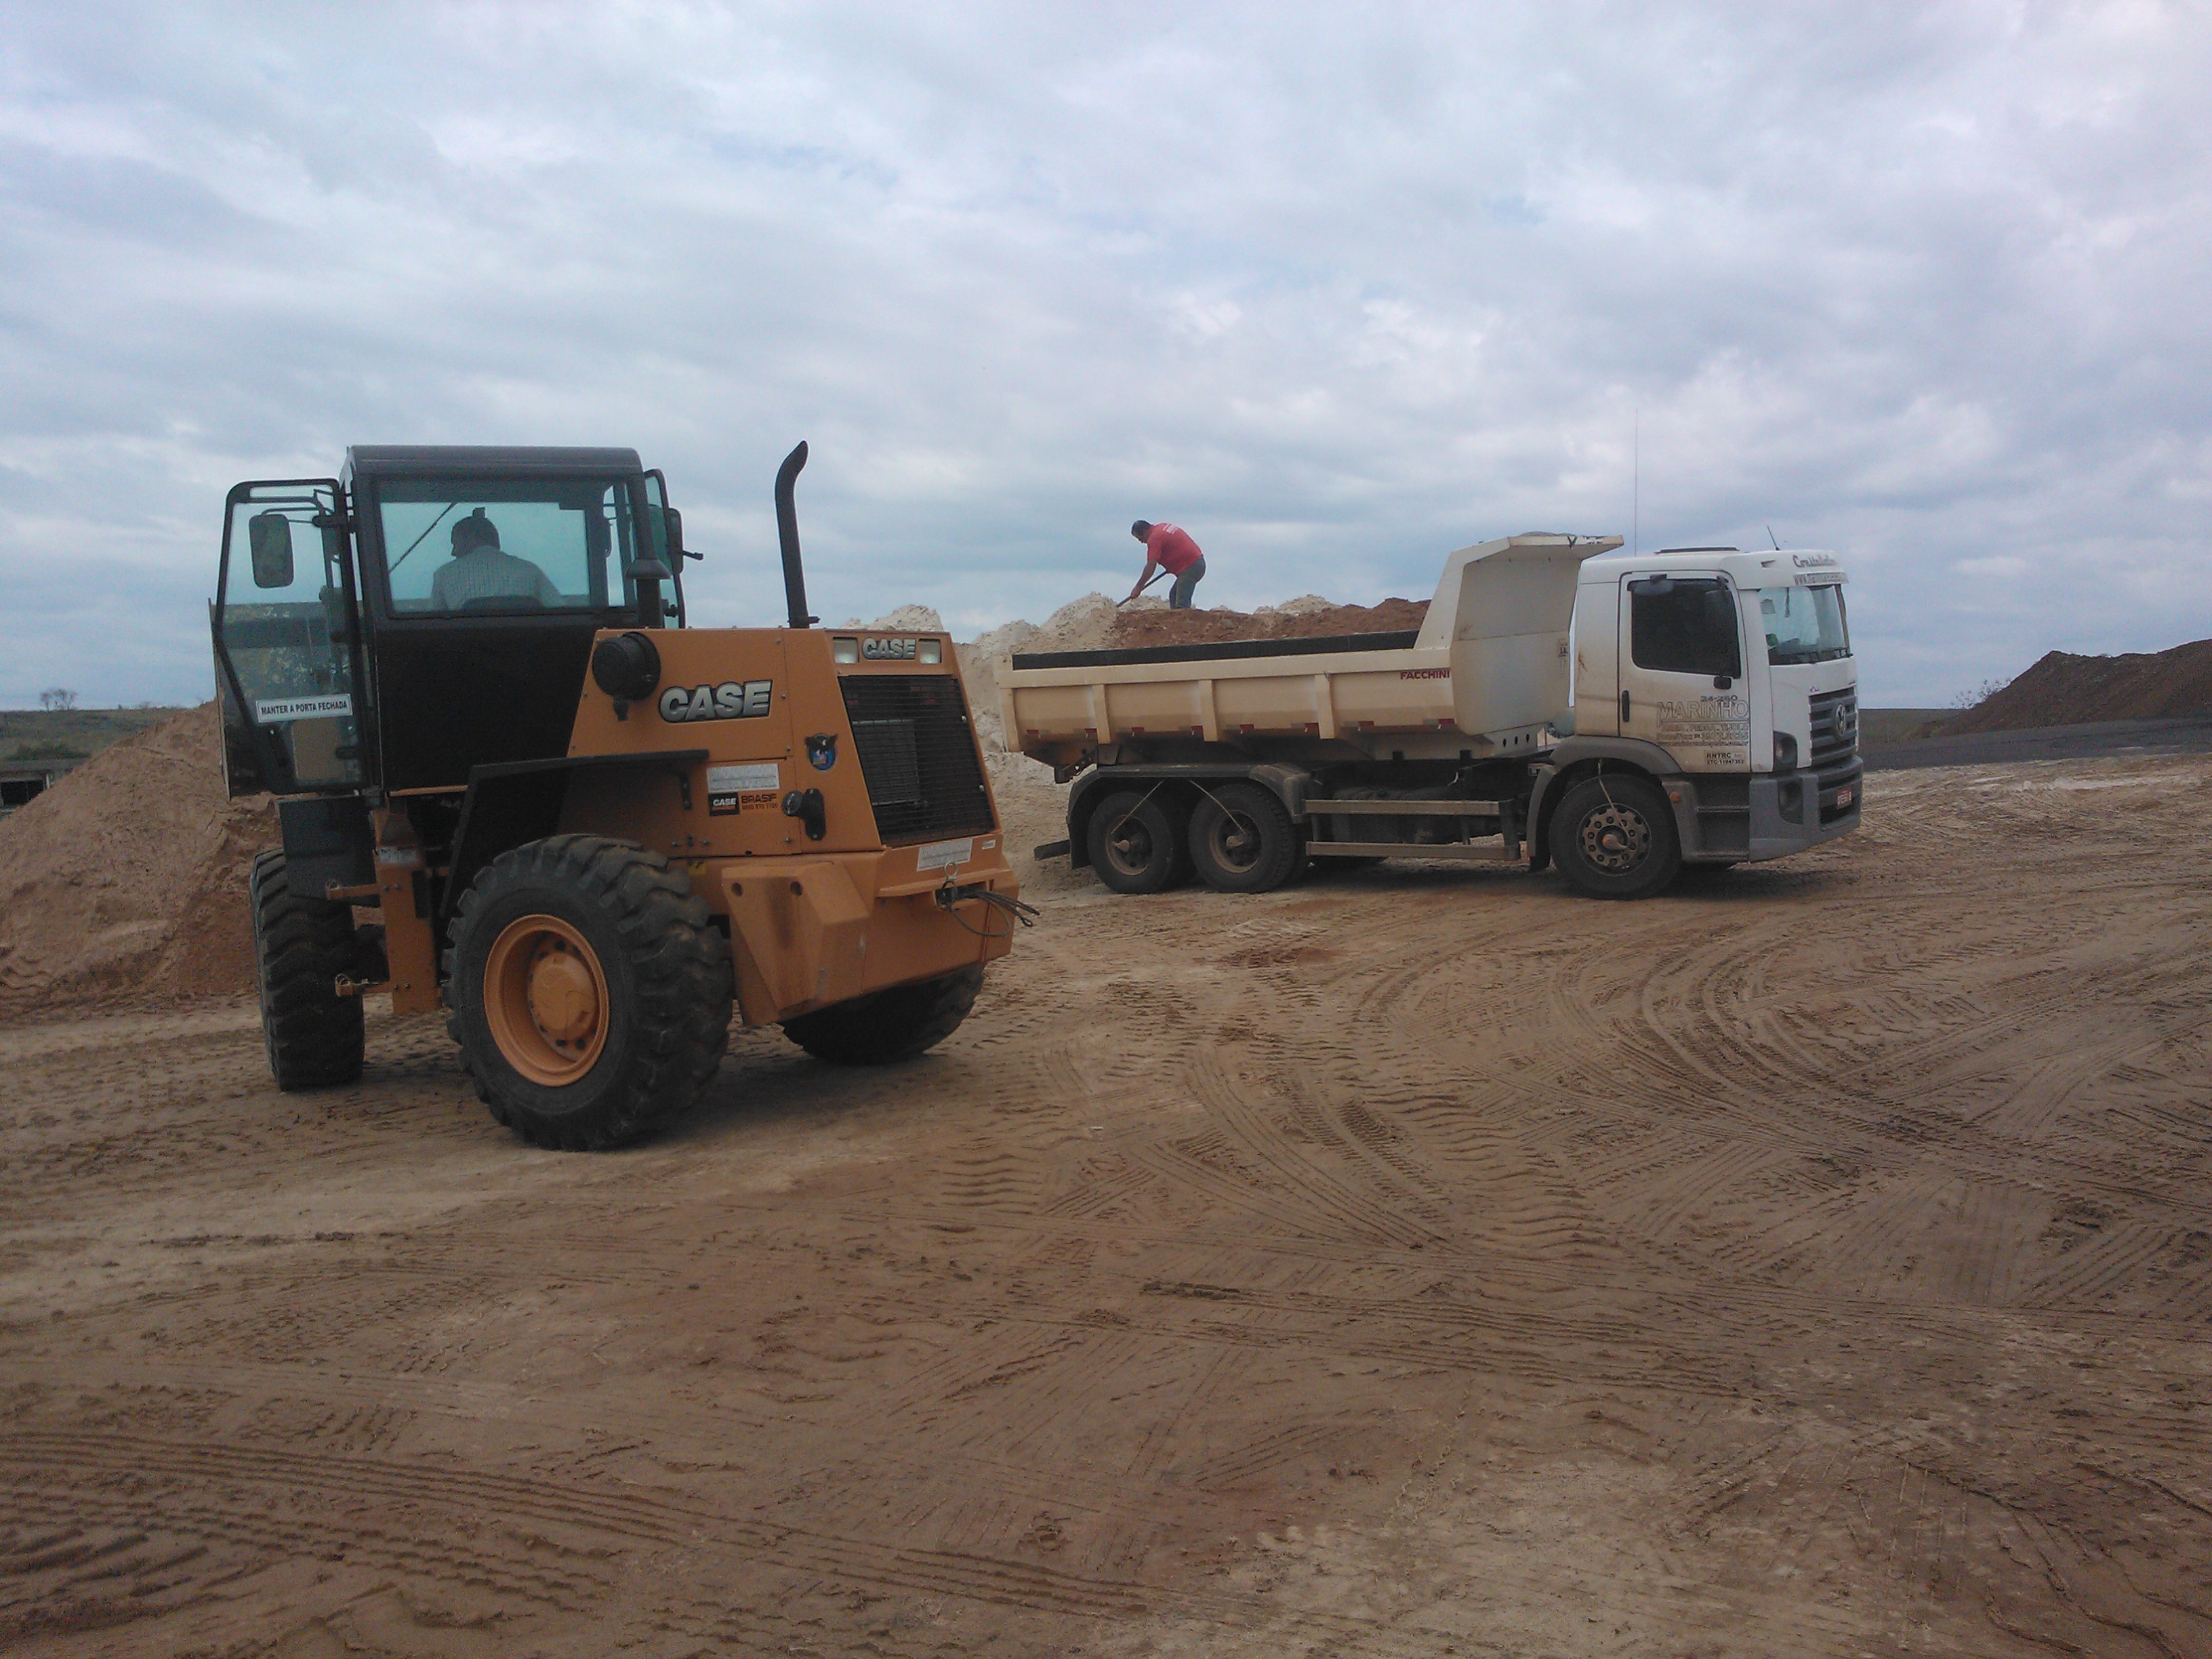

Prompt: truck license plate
[{"left": 1836, "top": 785, "right": 1854, "bottom": 808}]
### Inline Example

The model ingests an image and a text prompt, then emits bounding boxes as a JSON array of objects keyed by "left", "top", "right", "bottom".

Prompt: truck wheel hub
[{"left": 1579, "top": 804, "right": 1650, "bottom": 872}]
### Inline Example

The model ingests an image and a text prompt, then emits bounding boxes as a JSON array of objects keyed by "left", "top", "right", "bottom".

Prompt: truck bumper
[{"left": 1746, "top": 762, "right": 1862, "bottom": 861}]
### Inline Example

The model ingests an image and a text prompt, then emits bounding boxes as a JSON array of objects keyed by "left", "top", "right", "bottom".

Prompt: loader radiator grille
[{"left": 838, "top": 674, "right": 995, "bottom": 845}]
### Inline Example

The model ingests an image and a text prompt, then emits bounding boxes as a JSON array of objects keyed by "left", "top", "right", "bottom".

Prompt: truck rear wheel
[
  {"left": 251, "top": 848, "right": 366, "bottom": 1090},
  {"left": 1549, "top": 775, "right": 1681, "bottom": 899},
  {"left": 445, "top": 835, "right": 731, "bottom": 1151},
  {"left": 783, "top": 966, "right": 985, "bottom": 1064},
  {"left": 1085, "top": 790, "right": 1190, "bottom": 894},
  {"left": 1189, "top": 783, "right": 1303, "bottom": 893}
]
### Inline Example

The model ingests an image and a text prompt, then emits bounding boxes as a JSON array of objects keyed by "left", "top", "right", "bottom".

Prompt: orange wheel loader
[{"left": 210, "top": 442, "right": 1025, "bottom": 1149}]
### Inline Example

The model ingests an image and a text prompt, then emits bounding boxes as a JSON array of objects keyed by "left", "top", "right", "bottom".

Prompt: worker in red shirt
[{"left": 1128, "top": 520, "right": 1207, "bottom": 609}]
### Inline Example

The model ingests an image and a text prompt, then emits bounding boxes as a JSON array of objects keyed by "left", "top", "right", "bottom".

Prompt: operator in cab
[
  {"left": 1128, "top": 520, "right": 1206, "bottom": 610},
  {"left": 430, "top": 508, "right": 562, "bottom": 611}
]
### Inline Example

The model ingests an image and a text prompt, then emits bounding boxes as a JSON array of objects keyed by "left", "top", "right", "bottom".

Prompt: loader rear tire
[
  {"left": 783, "top": 966, "right": 985, "bottom": 1065},
  {"left": 445, "top": 836, "right": 731, "bottom": 1151},
  {"left": 1189, "top": 783, "right": 1303, "bottom": 894},
  {"left": 1086, "top": 791, "right": 1190, "bottom": 894},
  {"left": 1549, "top": 774, "right": 1681, "bottom": 900},
  {"left": 251, "top": 848, "right": 366, "bottom": 1091}
]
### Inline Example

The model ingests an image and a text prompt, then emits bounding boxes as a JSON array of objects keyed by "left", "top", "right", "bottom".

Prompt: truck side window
[{"left": 1630, "top": 579, "right": 1742, "bottom": 678}]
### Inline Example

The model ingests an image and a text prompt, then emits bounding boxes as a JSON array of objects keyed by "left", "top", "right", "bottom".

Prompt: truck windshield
[{"left": 1759, "top": 584, "right": 1849, "bottom": 664}]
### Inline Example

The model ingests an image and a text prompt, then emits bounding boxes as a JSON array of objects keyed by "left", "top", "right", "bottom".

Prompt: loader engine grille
[{"left": 839, "top": 674, "right": 995, "bottom": 845}]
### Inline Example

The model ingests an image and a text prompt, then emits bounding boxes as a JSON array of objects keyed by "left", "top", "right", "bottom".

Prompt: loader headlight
[
  {"left": 832, "top": 636, "right": 860, "bottom": 664},
  {"left": 920, "top": 639, "right": 942, "bottom": 664}
]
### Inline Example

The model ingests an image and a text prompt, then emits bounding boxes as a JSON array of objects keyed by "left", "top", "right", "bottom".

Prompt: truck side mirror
[
  {"left": 663, "top": 506, "right": 684, "bottom": 561},
  {"left": 248, "top": 512, "right": 295, "bottom": 589}
]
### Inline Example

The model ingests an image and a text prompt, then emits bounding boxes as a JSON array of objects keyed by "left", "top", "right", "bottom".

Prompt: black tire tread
[
  {"left": 1189, "top": 783, "right": 1303, "bottom": 893},
  {"left": 1547, "top": 773, "right": 1683, "bottom": 900},
  {"left": 251, "top": 848, "right": 366, "bottom": 1091},
  {"left": 783, "top": 966, "right": 985, "bottom": 1065},
  {"left": 445, "top": 834, "right": 731, "bottom": 1151}
]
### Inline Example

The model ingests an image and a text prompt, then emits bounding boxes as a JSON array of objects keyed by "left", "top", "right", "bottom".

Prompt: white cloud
[{"left": 0, "top": 1, "right": 2208, "bottom": 707}]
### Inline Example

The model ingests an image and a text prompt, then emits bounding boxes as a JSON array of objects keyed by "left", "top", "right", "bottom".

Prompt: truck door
[
  {"left": 210, "top": 480, "right": 368, "bottom": 797},
  {"left": 1616, "top": 573, "right": 1750, "bottom": 772}
]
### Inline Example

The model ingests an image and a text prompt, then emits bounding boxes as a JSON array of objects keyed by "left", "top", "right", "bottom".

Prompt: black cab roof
[{"left": 344, "top": 445, "right": 644, "bottom": 480}]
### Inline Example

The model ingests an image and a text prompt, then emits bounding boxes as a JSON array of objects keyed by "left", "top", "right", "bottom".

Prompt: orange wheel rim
[{"left": 483, "top": 914, "right": 611, "bottom": 1086}]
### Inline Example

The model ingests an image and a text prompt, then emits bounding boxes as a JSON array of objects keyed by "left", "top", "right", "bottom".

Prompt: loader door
[
  {"left": 211, "top": 480, "right": 367, "bottom": 797},
  {"left": 1616, "top": 572, "right": 1750, "bottom": 772}
]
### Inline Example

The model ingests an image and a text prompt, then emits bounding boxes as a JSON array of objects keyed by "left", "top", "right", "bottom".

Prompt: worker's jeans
[{"left": 1168, "top": 557, "right": 1206, "bottom": 609}]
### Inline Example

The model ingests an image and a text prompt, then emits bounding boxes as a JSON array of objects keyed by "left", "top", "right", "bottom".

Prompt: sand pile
[
  {"left": 0, "top": 702, "right": 273, "bottom": 1018},
  {"left": 1948, "top": 638, "right": 2212, "bottom": 735}
]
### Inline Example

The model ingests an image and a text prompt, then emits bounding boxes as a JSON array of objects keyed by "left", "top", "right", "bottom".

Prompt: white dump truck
[{"left": 1002, "top": 534, "right": 1860, "bottom": 899}]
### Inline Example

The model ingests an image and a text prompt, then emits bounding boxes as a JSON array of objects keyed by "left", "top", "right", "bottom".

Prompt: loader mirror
[
  {"left": 663, "top": 507, "right": 684, "bottom": 560},
  {"left": 248, "top": 512, "right": 295, "bottom": 589}
]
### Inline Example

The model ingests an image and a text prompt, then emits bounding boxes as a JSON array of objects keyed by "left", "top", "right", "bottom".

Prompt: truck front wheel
[
  {"left": 1189, "top": 783, "right": 1303, "bottom": 893},
  {"left": 1085, "top": 790, "right": 1190, "bottom": 894},
  {"left": 1549, "top": 775, "right": 1681, "bottom": 900}
]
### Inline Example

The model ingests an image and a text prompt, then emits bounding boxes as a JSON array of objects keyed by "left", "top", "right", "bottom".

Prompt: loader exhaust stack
[{"left": 777, "top": 441, "right": 815, "bottom": 628}]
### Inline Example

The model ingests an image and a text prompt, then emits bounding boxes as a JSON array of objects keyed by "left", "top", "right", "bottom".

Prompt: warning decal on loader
[
  {"left": 708, "top": 760, "right": 781, "bottom": 815},
  {"left": 254, "top": 693, "right": 353, "bottom": 724}
]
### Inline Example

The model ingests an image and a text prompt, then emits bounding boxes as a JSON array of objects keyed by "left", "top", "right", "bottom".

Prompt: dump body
[{"left": 1002, "top": 533, "right": 1610, "bottom": 771}]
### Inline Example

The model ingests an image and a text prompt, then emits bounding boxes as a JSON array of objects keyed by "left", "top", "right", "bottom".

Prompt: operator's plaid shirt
[{"left": 429, "top": 549, "right": 565, "bottom": 611}]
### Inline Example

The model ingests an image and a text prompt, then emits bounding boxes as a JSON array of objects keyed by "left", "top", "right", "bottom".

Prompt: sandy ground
[{"left": 4, "top": 752, "right": 2211, "bottom": 1657}]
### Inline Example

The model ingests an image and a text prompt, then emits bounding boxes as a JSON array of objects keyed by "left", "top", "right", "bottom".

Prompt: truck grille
[
  {"left": 838, "top": 674, "right": 995, "bottom": 845},
  {"left": 1809, "top": 688, "right": 1858, "bottom": 771}
]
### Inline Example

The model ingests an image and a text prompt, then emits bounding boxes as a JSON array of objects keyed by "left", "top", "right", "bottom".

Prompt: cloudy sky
[{"left": 3, "top": 2, "right": 2207, "bottom": 708}]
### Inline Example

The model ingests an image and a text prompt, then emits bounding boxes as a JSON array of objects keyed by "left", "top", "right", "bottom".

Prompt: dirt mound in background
[
  {"left": 1109, "top": 597, "right": 1427, "bottom": 651},
  {"left": 0, "top": 703, "right": 271, "bottom": 1018},
  {"left": 1948, "top": 638, "right": 2212, "bottom": 735}
]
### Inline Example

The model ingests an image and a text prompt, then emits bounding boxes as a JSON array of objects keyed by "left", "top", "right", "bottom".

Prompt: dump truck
[
  {"left": 1003, "top": 533, "right": 1860, "bottom": 900},
  {"left": 211, "top": 443, "right": 1024, "bottom": 1149}
]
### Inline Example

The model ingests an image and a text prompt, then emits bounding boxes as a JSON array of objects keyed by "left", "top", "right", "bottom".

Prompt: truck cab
[{"left": 1559, "top": 546, "right": 1860, "bottom": 867}]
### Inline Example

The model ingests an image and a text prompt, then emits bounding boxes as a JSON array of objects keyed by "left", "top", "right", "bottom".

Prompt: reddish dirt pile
[
  {"left": 0, "top": 703, "right": 271, "bottom": 1018},
  {"left": 1109, "top": 597, "right": 1428, "bottom": 650},
  {"left": 1949, "top": 638, "right": 2212, "bottom": 735}
]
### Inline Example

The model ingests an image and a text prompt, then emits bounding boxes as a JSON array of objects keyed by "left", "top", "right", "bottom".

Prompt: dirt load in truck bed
[
  {"left": 1109, "top": 595, "right": 1428, "bottom": 650},
  {"left": 5, "top": 748, "right": 2210, "bottom": 1655}
]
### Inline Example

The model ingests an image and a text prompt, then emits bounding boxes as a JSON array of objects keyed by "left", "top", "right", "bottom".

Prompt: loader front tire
[
  {"left": 251, "top": 848, "right": 365, "bottom": 1091},
  {"left": 445, "top": 836, "right": 731, "bottom": 1151},
  {"left": 782, "top": 966, "right": 985, "bottom": 1065}
]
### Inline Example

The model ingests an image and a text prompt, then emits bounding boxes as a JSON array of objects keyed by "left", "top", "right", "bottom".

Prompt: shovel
[{"left": 1117, "top": 570, "right": 1168, "bottom": 608}]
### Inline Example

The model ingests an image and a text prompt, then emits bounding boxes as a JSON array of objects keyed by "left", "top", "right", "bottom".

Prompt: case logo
[
  {"left": 659, "top": 680, "right": 773, "bottom": 722},
  {"left": 861, "top": 636, "right": 918, "bottom": 660}
]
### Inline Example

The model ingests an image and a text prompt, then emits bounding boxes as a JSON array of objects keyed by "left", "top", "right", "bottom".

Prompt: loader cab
[{"left": 212, "top": 446, "right": 684, "bottom": 799}]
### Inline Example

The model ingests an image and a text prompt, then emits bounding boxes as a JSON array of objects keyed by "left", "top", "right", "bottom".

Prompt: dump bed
[{"left": 1000, "top": 533, "right": 1620, "bottom": 766}]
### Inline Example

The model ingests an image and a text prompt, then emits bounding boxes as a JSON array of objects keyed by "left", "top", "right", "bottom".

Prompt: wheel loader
[{"left": 211, "top": 442, "right": 1024, "bottom": 1149}]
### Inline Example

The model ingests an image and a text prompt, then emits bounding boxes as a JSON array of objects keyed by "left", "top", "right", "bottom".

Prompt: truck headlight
[{"left": 1775, "top": 733, "right": 1799, "bottom": 770}]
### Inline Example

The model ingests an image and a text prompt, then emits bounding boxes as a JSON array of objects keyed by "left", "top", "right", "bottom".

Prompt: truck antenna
[
  {"left": 1632, "top": 407, "right": 1639, "bottom": 557},
  {"left": 1767, "top": 524, "right": 1780, "bottom": 550}
]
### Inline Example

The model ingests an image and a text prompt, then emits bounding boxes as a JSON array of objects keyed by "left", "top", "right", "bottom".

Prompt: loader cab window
[
  {"left": 374, "top": 477, "right": 639, "bottom": 617},
  {"left": 1629, "top": 576, "right": 1742, "bottom": 679}
]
